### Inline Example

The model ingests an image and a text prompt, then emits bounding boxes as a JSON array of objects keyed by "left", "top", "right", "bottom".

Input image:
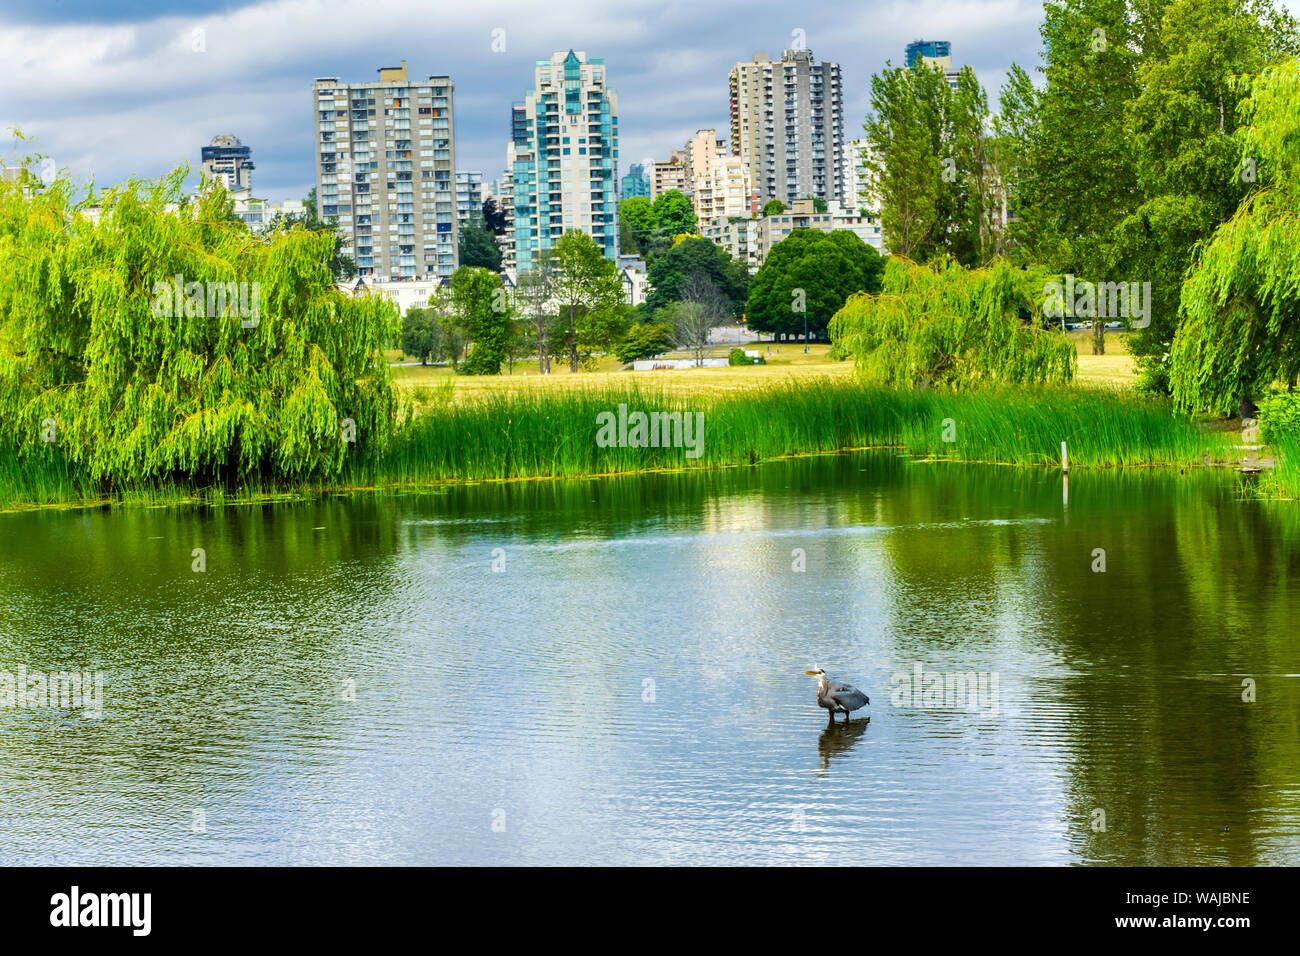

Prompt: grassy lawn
[
  {"left": 389, "top": 334, "right": 1140, "bottom": 404},
  {"left": 1069, "top": 330, "right": 1139, "bottom": 388}
]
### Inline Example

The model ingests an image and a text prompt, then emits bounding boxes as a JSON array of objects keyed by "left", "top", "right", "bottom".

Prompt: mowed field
[{"left": 389, "top": 333, "right": 1138, "bottom": 402}]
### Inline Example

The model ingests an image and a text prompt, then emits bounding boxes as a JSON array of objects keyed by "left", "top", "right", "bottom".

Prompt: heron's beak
[{"left": 803, "top": 670, "right": 819, "bottom": 676}]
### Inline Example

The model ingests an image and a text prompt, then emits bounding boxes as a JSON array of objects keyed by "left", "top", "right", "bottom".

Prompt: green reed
[{"left": 1, "top": 381, "right": 1239, "bottom": 510}]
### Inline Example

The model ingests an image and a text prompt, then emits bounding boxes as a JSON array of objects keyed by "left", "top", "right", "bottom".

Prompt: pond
[{"left": 1, "top": 453, "right": 1297, "bottom": 864}]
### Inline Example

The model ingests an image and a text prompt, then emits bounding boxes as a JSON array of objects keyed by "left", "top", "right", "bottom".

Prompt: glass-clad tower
[{"left": 507, "top": 50, "right": 619, "bottom": 272}]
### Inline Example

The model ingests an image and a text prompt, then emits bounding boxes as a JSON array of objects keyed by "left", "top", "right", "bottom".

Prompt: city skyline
[{"left": 0, "top": 0, "right": 1057, "bottom": 204}]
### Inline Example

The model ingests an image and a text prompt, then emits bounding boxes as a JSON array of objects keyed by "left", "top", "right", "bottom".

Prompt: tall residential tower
[
  {"left": 313, "top": 61, "right": 458, "bottom": 280},
  {"left": 729, "top": 48, "right": 843, "bottom": 207},
  {"left": 201, "top": 135, "right": 254, "bottom": 190},
  {"left": 506, "top": 50, "right": 619, "bottom": 272}
]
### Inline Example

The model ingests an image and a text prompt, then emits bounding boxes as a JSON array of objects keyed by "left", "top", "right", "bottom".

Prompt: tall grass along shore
[{"left": 1, "top": 380, "right": 1237, "bottom": 510}]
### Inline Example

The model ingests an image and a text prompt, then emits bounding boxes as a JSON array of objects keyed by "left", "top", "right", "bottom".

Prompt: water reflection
[
  {"left": 0, "top": 453, "right": 1297, "bottom": 865},
  {"left": 817, "top": 718, "right": 871, "bottom": 774}
]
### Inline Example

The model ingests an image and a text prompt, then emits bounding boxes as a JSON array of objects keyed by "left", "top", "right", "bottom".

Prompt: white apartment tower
[
  {"left": 840, "top": 139, "right": 879, "bottom": 215},
  {"left": 313, "top": 61, "right": 459, "bottom": 280},
  {"left": 729, "top": 48, "right": 844, "bottom": 206}
]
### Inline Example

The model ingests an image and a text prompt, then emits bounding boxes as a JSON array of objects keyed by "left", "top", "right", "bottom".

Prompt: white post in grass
[{"left": 1061, "top": 441, "right": 1069, "bottom": 474}]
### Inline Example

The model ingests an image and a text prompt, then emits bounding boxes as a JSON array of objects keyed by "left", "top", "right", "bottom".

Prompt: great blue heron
[{"left": 804, "top": 667, "right": 870, "bottom": 723}]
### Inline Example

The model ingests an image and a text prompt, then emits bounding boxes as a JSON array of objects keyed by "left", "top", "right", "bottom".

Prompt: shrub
[
  {"left": 1257, "top": 391, "right": 1300, "bottom": 443},
  {"left": 614, "top": 323, "right": 675, "bottom": 364}
]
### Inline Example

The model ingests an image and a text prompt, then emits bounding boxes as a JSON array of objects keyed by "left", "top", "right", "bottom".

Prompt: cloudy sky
[{"left": 0, "top": 0, "right": 1259, "bottom": 203}]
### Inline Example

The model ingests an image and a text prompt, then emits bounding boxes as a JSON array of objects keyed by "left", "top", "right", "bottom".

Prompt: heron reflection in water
[{"left": 818, "top": 716, "right": 870, "bottom": 771}]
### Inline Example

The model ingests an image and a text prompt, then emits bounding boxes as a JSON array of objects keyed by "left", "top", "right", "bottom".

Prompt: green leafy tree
[
  {"left": 428, "top": 286, "right": 466, "bottom": 370},
  {"left": 746, "top": 230, "right": 884, "bottom": 340},
  {"left": 806, "top": 196, "right": 828, "bottom": 213},
  {"left": 667, "top": 271, "right": 730, "bottom": 367},
  {"left": 619, "top": 196, "right": 656, "bottom": 255},
  {"left": 266, "top": 186, "right": 357, "bottom": 280},
  {"left": 550, "top": 230, "right": 629, "bottom": 372},
  {"left": 1171, "top": 57, "right": 1300, "bottom": 416},
  {"left": 645, "top": 236, "right": 747, "bottom": 316},
  {"left": 0, "top": 167, "right": 397, "bottom": 485},
  {"left": 761, "top": 200, "right": 787, "bottom": 217},
  {"left": 481, "top": 196, "right": 508, "bottom": 236},
  {"left": 651, "top": 190, "right": 697, "bottom": 236},
  {"left": 401, "top": 306, "right": 442, "bottom": 365},
  {"left": 991, "top": 63, "right": 1045, "bottom": 263},
  {"left": 452, "top": 266, "right": 512, "bottom": 375},
  {"left": 829, "top": 257, "right": 1076, "bottom": 389},
  {"left": 516, "top": 249, "right": 558, "bottom": 374},
  {"left": 458, "top": 214, "right": 503, "bottom": 271},
  {"left": 1027, "top": 0, "right": 1158, "bottom": 353},
  {"left": 1114, "top": 0, "right": 1297, "bottom": 389},
  {"left": 614, "top": 323, "right": 675, "bottom": 363},
  {"left": 864, "top": 62, "right": 942, "bottom": 260},
  {"left": 865, "top": 59, "right": 996, "bottom": 265}
]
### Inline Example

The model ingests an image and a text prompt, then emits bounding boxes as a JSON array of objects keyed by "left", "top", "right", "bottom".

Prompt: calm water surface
[{"left": 1, "top": 453, "right": 1298, "bottom": 865}]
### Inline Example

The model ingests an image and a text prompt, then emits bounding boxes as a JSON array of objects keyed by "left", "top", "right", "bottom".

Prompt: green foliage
[
  {"left": 992, "top": 63, "right": 1044, "bottom": 263},
  {"left": 1257, "top": 391, "right": 1300, "bottom": 443},
  {"left": 265, "top": 186, "right": 357, "bottom": 280},
  {"left": 645, "top": 236, "right": 747, "bottom": 316},
  {"left": 1257, "top": 431, "right": 1300, "bottom": 498},
  {"left": 614, "top": 323, "right": 675, "bottom": 363},
  {"left": 622, "top": 192, "right": 699, "bottom": 261},
  {"left": 550, "top": 230, "right": 630, "bottom": 372},
  {"left": 401, "top": 307, "right": 442, "bottom": 365},
  {"left": 652, "top": 190, "right": 697, "bottom": 236},
  {"left": 619, "top": 196, "right": 656, "bottom": 255},
  {"left": 1029, "top": 0, "right": 1151, "bottom": 277},
  {"left": 1115, "top": 0, "right": 1297, "bottom": 373},
  {"left": 728, "top": 347, "right": 763, "bottom": 366},
  {"left": 371, "top": 381, "right": 1224, "bottom": 487},
  {"left": 0, "top": 166, "right": 399, "bottom": 488},
  {"left": 458, "top": 214, "right": 503, "bottom": 271},
  {"left": 762, "top": 200, "right": 787, "bottom": 217},
  {"left": 865, "top": 60, "right": 997, "bottom": 265},
  {"left": 829, "top": 256, "right": 1076, "bottom": 389},
  {"left": 452, "top": 266, "right": 512, "bottom": 375},
  {"left": 747, "top": 230, "right": 884, "bottom": 339},
  {"left": 481, "top": 196, "right": 508, "bottom": 236},
  {"left": 1171, "top": 57, "right": 1300, "bottom": 415}
]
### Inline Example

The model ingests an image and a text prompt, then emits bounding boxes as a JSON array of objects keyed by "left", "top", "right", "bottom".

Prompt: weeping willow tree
[
  {"left": 1170, "top": 58, "right": 1300, "bottom": 417},
  {"left": 0, "top": 161, "right": 400, "bottom": 488},
  {"left": 829, "top": 256, "right": 1076, "bottom": 389}
]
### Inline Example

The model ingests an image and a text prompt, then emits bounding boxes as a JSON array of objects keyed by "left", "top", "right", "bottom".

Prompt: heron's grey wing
[{"left": 827, "top": 680, "right": 869, "bottom": 710}]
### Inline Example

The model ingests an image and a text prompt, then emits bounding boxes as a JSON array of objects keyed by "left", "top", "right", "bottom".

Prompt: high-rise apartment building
[
  {"left": 313, "top": 61, "right": 459, "bottom": 280},
  {"left": 506, "top": 50, "right": 619, "bottom": 272},
  {"left": 201, "top": 135, "right": 255, "bottom": 190},
  {"left": 650, "top": 149, "right": 688, "bottom": 198},
  {"left": 692, "top": 154, "right": 752, "bottom": 222},
  {"left": 905, "top": 39, "right": 961, "bottom": 89},
  {"left": 620, "top": 163, "right": 650, "bottom": 198},
  {"left": 729, "top": 48, "right": 843, "bottom": 206},
  {"left": 684, "top": 129, "right": 729, "bottom": 182},
  {"left": 840, "top": 139, "right": 879, "bottom": 215},
  {"left": 456, "top": 170, "right": 482, "bottom": 226},
  {"left": 905, "top": 40, "right": 950, "bottom": 68}
]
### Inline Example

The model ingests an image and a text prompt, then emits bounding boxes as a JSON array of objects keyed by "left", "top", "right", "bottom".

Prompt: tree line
[{"left": 857, "top": 0, "right": 1300, "bottom": 413}]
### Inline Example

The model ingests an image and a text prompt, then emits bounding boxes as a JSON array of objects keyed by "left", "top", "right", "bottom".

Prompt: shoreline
[
  {"left": 2, "top": 379, "right": 1286, "bottom": 513},
  {"left": 0, "top": 445, "right": 1272, "bottom": 517}
]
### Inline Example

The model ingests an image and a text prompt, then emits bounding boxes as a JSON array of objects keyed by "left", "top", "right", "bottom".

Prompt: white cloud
[{"left": 8, "top": 0, "right": 1277, "bottom": 202}]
